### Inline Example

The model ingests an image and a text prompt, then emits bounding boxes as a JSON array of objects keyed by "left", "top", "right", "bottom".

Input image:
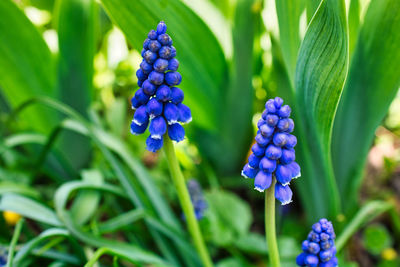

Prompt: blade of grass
[
  {"left": 13, "top": 228, "right": 85, "bottom": 266},
  {"left": 0, "top": 194, "right": 63, "bottom": 227},
  {"left": 54, "top": 181, "right": 171, "bottom": 266},
  {"left": 9, "top": 97, "right": 201, "bottom": 266},
  {"left": 6, "top": 218, "right": 24, "bottom": 267},
  {"left": 336, "top": 201, "right": 392, "bottom": 251}
]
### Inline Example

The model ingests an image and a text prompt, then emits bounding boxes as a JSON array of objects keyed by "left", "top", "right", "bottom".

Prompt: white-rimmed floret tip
[
  {"left": 129, "top": 21, "right": 192, "bottom": 152},
  {"left": 241, "top": 97, "right": 300, "bottom": 204}
]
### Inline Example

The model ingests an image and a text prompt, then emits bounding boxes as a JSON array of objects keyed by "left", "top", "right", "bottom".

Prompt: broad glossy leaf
[
  {"left": 0, "top": 182, "right": 40, "bottom": 199},
  {"left": 348, "top": 0, "right": 360, "bottom": 56},
  {"left": 306, "top": 0, "right": 322, "bottom": 22},
  {"left": 201, "top": 0, "right": 260, "bottom": 174},
  {"left": 0, "top": 0, "right": 56, "bottom": 131},
  {"left": 100, "top": 0, "right": 227, "bottom": 130},
  {"left": 332, "top": 0, "right": 400, "bottom": 211},
  {"left": 55, "top": 0, "right": 95, "bottom": 114},
  {"left": 295, "top": 0, "right": 348, "bottom": 219},
  {"left": 205, "top": 190, "right": 252, "bottom": 246},
  {"left": 0, "top": 194, "right": 63, "bottom": 226},
  {"left": 71, "top": 169, "right": 103, "bottom": 225},
  {"left": 55, "top": 0, "right": 96, "bottom": 169},
  {"left": 275, "top": 0, "right": 305, "bottom": 84}
]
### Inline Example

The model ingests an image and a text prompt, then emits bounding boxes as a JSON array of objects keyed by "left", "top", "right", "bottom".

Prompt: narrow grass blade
[
  {"left": 13, "top": 228, "right": 85, "bottom": 266},
  {"left": 336, "top": 201, "right": 392, "bottom": 251},
  {"left": 0, "top": 194, "right": 63, "bottom": 227}
]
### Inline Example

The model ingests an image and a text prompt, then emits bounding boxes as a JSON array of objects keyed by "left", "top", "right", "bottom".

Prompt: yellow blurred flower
[
  {"left": 382, "top": 248, "right": 397, "bottom": 261},
  {"left": 3, "top": 211, "right": 22, "bottom": 226}
]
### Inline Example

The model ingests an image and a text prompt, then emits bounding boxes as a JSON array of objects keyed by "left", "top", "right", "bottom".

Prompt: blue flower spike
[
  {"left": 296, "top": 218, "right": 338, "bottom": 267},
  {"left": 186, "top": 179, "right": 208, "bottom": 220},
  {"left": 130, "top": 21, "right": 191, "bottom": 152},
  {"left": 241, "top": 97, "right": 300, "bottom": 205}
]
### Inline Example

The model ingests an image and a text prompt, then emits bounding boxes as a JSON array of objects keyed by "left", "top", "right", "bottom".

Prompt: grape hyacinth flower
[
  {"left": 241, "top": 97, "right": 300, "bottom": 205},
  {"left": 296, "top": 218, "right": 338, "bottom": 267},
  {"left": 0, "top": 246, "right": 6, "bottom": 267},
  {"left": 131, "top": 21, "right": 212, "bottom": 267},
  {"left": 187, "top": 179, "right": 208, "bottom": 220},
  {"left": 130, "top": 21, "right": 192, "bottom": 152}
]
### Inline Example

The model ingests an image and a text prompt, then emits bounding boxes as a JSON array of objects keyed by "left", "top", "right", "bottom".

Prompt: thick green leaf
[
  {"left": 100, "top": 0, "right": 227, "bottom": 130},
  {"left": 195, "top": 0, "right": 261, "bottom": 174},
  {"left": 234, "top": 233, "right": 267, "bottom": 255},
  {"left": 0, "top": 182, "right": 40, "bottom": 199},
  {"left": 332, "top": 0, "right": 400, "bottom": 211},
  {"left": 55, "top": 0, "right": 96, "bottom": 114},
  {"left": 295, "top": 0, "right": 348, "bottom": 219},
  {"left": 70, "top": 169, "right": 103, "bottom": 225},
  {"left": 348, "top": 0, "right": 360, "bottom": 56},
  {"left": 0, "top": 0, "right": 57, "bottom": 132},
  {"left": 217, "top": 0, "right": 260, "bottom": 174},
  {"left": 54, "top": 0, "right": 96, "bottom": 169},
  {"left": 204, "top": 190, "right": 252, "bottom": 246},
  {"left": 275, "top": 0, "right": 305, "bottom": 84},
  {"left": 362, "top": 224, "right": 392, "bottom": 255},
  {"left": 306, "top": 0, "right": 322, "bottom": 22},
  {"left": 0, "top": 194, "right": 63, "bottom": 227}
]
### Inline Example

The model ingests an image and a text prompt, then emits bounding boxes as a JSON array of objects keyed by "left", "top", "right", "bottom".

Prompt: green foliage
[
  {"left": 295, "top": 0, "right": 348, "bottom": 219},
  {"left": 204, "top": 190, "right": 252, "bottom": 246},
  {"left": 0, "top": 0, "right": 56, "bottom": 131},
  {"left": 100, "top": 0, "right": 226, "bottom": 131},
  {"left": 54, "top": 0, "right": 97, "bottom": 169},
  {"left": 363, "top": 224, "right": 392, "bottom": 255},
  {"left": 0, "top": 0, "right": 399, "bottom": 265},
  {"left": 0, "top": 194, "right": 62, "bottom": 227},
  {"left": 332, "top": 0, "right": 400, "bottom": 212}
]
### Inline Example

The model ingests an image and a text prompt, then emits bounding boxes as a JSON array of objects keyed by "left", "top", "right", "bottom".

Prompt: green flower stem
[
  {"left": 163, "top": 136, "right": 213, "bottom": 267},
  {"left": 265, "top": 179, "right": 280, "bottom": 267}
]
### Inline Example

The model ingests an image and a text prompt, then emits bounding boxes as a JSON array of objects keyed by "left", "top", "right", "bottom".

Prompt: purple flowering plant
[
  {"left": 130, "top": 21, "right": 192, "bottom": 152},
  {"left": 1, "top": 0, "right": 399, "bottom": 267}
]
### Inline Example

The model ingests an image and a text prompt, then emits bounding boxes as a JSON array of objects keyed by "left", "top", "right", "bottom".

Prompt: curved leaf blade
[
  {"left": 275, "top": 0, "right": 305, "bottom": 85},
  {"left": 0, "top": 194, "right": 63, "bottom": 227},
  {"left": 54, "top": 0, "right": 97, "bottom": 169},
  {"left": 295, "top": 0, "right": 348, "bottom": 219},
  {"left": 0, "top": 0, "right": 57, "bottom": 132},
  {"left": 332, "top": 0, "right": 400, "bottom": 210}
]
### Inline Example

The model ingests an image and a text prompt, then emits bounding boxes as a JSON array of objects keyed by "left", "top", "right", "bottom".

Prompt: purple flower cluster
[
  {"left": 130, "top": 21, "right": 191, "bottom": 152},
  {"left": 187, "top": 179, "right": 208, "bottom": 220},
  {"left": 241, "top": 97, "right": 300, "bottom": 205},
  {"left": 296, "top": 218, "right": 338, "bottom": 267}
]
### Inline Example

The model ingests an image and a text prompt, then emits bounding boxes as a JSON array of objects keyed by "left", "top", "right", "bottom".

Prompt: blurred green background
[{"left": 1, "top": 0, "right": 400, "bottom": 266}]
